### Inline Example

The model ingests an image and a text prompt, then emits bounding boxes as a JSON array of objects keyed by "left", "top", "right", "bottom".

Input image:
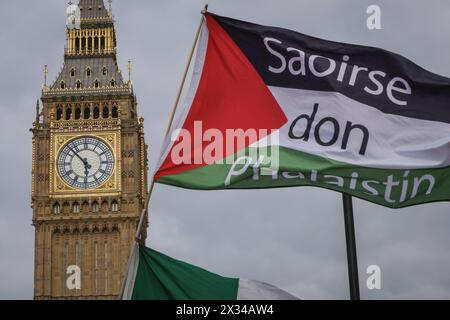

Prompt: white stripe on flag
[
  {"left": 255, "top": 86, "right": 450, "bottom": 169},
  {"left": 237, "top": 279, "right": 300, "bottom": 300},
  {"left": 156, "top": 20, "right": 209, "bottom": 173}
]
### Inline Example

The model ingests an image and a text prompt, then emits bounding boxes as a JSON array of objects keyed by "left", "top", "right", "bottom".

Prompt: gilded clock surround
[{"left": 51, "top": 131, "right": 122, "bottom": 197}]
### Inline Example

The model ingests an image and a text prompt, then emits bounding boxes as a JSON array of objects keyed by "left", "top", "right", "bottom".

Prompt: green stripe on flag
[
  {"left": 132, "top": 245, "right": 239, "bottom": 300},
  {"left": 156, "top": 147, "right": 450, "bottom": 208}
]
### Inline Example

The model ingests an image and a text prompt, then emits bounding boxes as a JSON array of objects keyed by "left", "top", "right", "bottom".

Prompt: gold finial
[
  {"left": 43, "top": 65, "right": 48, "bottom": 87},
  {"left": 127, "top": 59, "right": 133, "bottom": 83}
]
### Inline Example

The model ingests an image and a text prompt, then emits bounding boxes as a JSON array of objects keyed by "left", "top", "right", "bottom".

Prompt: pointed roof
[
  {"left": 50, "top": 56, "right": 125, "bottom": 91},
  {"left": 78, "top": 0, "right": 109, "bottom": 20}
]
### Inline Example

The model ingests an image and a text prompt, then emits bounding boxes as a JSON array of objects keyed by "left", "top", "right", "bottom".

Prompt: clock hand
[
  {"left": 67, "top": 146, "right": 93, "bottom": 175},
  {"left": 82, "top": 157, "right": 92, "bottom": 169},
  {"left": 66, "top": 144, "right": 98, "bottom": 179},
  {"left": 82, "top": 157, "right": 92, "bottom": 176},
  {"left": 67, "top": 145, "right": 87, "bottom": 165}
]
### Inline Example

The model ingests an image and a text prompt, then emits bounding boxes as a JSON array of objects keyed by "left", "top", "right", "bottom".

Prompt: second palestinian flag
[{"left": 122, "top": 244, "right": 298, "bottom": 300}]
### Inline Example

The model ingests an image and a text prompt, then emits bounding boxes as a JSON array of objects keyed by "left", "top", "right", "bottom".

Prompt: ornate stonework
[{"left": 31, "top": 0, "right": 148, "bottom": 300}]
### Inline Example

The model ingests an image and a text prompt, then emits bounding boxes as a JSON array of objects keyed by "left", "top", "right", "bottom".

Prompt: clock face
[{"left": 57, "top": 137, "right": 114, "bottom": 190}]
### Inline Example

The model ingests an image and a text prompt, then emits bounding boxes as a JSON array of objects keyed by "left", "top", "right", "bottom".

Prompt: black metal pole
[{"left": 342, "top": 193, "right": 360, "bottom": 300}]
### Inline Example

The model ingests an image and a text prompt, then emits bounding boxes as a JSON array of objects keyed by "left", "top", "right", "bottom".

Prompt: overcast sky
[{"left": 1, "top": 0, "right": 450, "bottom": 300}]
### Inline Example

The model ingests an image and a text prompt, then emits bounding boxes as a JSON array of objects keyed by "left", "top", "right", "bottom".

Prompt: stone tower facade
[{"left": 31, "top": 0, "right": 148, "bottom": 300}]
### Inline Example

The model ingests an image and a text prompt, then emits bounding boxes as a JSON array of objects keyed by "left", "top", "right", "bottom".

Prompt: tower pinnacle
[
  {"left": 35, "top": 100, "right": 40, "bottom": 123},
  {"left": 127, "top": 59, "right": 133, "bottom": 83},
  {"left": 43, "top": 65, "right": 48, "bottom": 87}
]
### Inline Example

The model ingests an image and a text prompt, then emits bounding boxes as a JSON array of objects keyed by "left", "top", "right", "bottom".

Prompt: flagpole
[
  {"left": 118, "top": 6, "right": 208, "bottom": 300},
  {"left": 136, "top": 3, "right": 208, "bottom": 242},
  {"left": 342, "top": 193, "right": 360, "bottom": 300}
]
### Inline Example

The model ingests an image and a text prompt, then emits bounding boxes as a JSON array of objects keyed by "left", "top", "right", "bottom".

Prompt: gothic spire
[{"left": 44, "top": 0, "right": 126, "bottom": 94}]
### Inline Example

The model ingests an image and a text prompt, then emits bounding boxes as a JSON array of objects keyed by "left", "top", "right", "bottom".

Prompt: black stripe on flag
[{"left": 210, "top": 13, "right": 450, "bottom": 124}]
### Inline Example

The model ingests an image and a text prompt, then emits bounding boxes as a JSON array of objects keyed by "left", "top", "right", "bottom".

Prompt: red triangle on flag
[{"left": 155, "top": 15, "right": 287, "bottom": 181}]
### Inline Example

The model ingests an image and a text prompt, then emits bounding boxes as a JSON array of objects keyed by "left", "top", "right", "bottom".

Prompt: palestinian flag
[
  {"left": 122, "top": 244, "right": 298, "bottom": 300},
  {"left": 154, "top": 13, "right": 450, "bottom": 208}
]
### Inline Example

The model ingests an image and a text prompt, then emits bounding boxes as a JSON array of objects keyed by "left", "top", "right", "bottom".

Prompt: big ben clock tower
[{"left": 31, "top": 0, "right": 148, "bottom": 300}]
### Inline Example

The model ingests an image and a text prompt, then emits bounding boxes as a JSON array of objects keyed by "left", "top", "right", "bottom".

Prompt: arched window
[
  {"left": 110, "top": 79, "right": 115, "bottom": 87},
  {"left": 101, "top": 37, "right": 106, "bottom": 51},
  {"left": 92, "top": 201, "right": 99, "bottom": 213},
  {"left": 81, "top": 38, "right": 86, "bottom": 51},
  {"left": 73, "top": 202, "right": 80, "bottom": 214},
  {"left": 60, "top": 81, "right": 66, "bottom": 89},
  {"left": 102, "top": 66, "right": 108, "bottom": 76},
  {"left": 75, "top": 38, "right": 80, "bottom": 52},
  {"left": 84, "top": 106, "right": 91, "bottom": 119},
  {"left": 70, "top": 68, "right": 75, "bottom": 77},
  {"left": 111, "top": 201, "right": 119, "bottom": 212},
  {"left": 53, "top": 203, "right": 61, "bottom": 214},
  {"left": 103, "top": 106, "right": 109, "bottom": 119},
  {"left": 93, "top": 106, "right": 100, "bottom": 119},
  {"left": 56, "top": 107, "right": 63, "bottom": 121},
  {"left": 111, "top": 106, "right": 118, "bottom": 118},
  {"left": 94, "top": 80, "right": 99, "bottom": 88},
  {"left": 76, "top": 80, "right": 82, "bottom": 89},
  {"left": 88, "top": 37, "right": 92, "bottom": 52},
  {"left": 65, "top": 107, "right": 72, "bottom": 120},
  {"left": 94, "top": 37, "right": 99, "bottom": 51},
  {"left": 101, "top": 200, "right": 109, "bottom": 212},
  {"left": 86, "top": 68, "right": 91, "bottom": 77},
  {"left": 75, "top": 107, "right": 81, "bottom": 120}
]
